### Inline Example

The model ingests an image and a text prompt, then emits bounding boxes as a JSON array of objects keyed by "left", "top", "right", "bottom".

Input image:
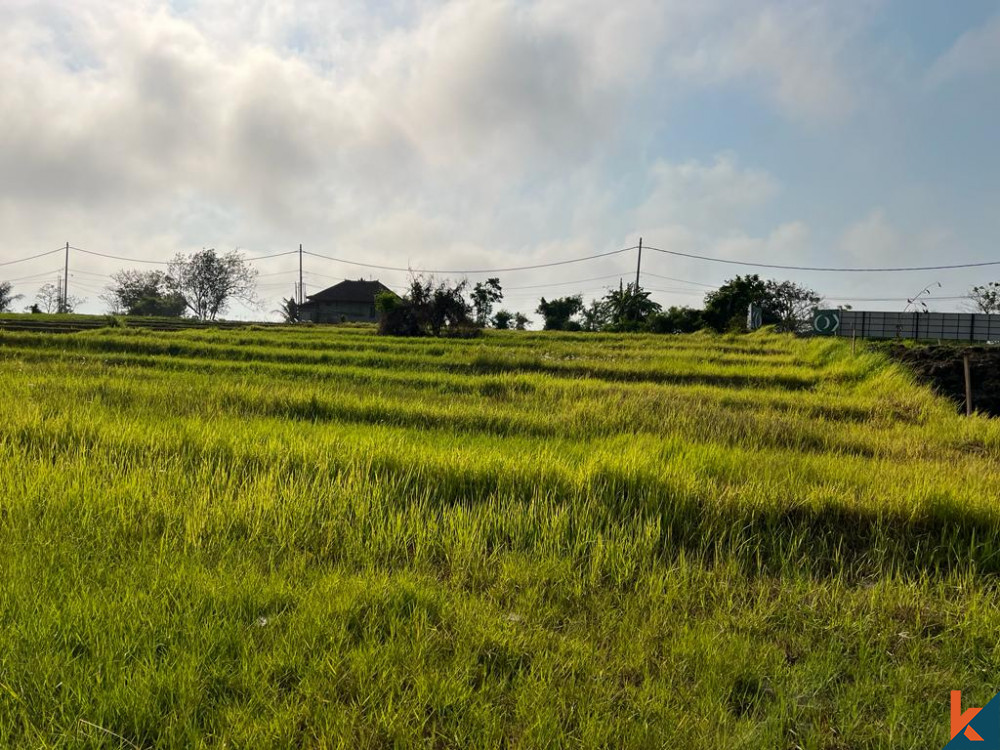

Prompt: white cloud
[
  {"left": 927, "top": 13, "right": 1000, "bottom": 87},
  {"left": 837, "top": 209, "right": 953, "bottom": 265},
  {"left": 1, "top": 0, "right": 958, "bottom": 318},
  {"left": 636, "top": 154, "right": 778, "bottom": 231},
  {"left": 663, "top": 1, "right": 872, "bottom": 121}
]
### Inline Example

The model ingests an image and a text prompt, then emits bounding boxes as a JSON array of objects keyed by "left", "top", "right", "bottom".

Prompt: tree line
[
  {"left": 0, "top": 249, "right": 257, "bottom": 319},
  {"left": 375, "top": 274, "right": 824, "bottom": 336},
  {"left": 3, "top": 250, "right": 1000, "bottom": 332}
]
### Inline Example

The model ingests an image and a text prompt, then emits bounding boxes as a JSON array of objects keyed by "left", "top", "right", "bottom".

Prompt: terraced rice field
[{"left": 0, "top": 324, "right": 998, "bottom": 748}]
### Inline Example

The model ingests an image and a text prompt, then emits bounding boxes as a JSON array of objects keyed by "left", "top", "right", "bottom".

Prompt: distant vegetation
[
  {"left": 535, "top": 274, "right": 820, "bottom": 334},
  {"left": 0, "top": 325, "right": 997, "bottom": 747}
]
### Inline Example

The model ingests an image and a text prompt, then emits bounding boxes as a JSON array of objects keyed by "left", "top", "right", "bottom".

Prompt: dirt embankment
[{"left": 884, "top": 344, "right": 1000, "bottom": 417}]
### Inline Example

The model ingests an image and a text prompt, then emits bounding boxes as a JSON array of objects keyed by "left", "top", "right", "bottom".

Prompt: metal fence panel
[{"left": 810, "top": 309, "right": 1000, "bottom": 342}]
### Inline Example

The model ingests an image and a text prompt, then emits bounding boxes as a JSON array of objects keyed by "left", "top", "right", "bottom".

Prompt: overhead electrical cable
[
  {"left": 5, "top": 267, "right": 63, "bottom": 283},
  {"left": 0, "top": 248, "right": 64, "bottom": 267},
  {"left": 645, "top": 245, "right": 1000, "bottom": 272},
  {"left": 303, "top": 245, "right": 639, "bottom": 274},
  {"left": 70, "top": 246, "right": 297, "bottom": 265}
]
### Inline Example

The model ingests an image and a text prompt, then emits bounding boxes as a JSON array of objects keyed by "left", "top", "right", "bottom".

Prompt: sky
[{"left": 1, "top": 0, "right": 999, "bottom": 320}]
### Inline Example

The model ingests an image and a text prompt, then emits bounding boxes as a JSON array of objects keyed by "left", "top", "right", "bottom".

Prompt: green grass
[{"left": 0, "top": 325, "right": 997, "bottom": 748}]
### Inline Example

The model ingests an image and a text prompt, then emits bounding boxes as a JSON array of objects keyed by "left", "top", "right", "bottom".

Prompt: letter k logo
[{"left": 953, "top": 691, "right": 985, "bottom": 741}]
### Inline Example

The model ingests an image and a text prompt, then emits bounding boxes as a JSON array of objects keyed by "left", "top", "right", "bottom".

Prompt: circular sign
[{"left": 812, "top": 311, "right": 841, "bottom": 335}]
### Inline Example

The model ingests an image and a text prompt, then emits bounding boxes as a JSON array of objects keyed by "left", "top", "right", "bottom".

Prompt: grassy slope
[{"left": 0, "top": 326, "right": 998, "bottom": 748}]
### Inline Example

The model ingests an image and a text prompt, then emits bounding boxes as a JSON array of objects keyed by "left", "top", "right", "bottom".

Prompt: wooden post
[
  {"left": 964, "top": 353, "right": 973, "bottom": 416},
  {"left": 851, "top": 328, "right": 856, "bottom": 355}
]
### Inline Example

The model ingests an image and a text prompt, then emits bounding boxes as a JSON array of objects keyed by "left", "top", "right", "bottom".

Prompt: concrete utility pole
[
  {"left": 635, "top": 237, "right": 642, "bottom": 289},
  {"left": 298, "top": 243, "right": 304, "bottom": 305},
  {"left": 62, "top": 242, "right": 69, "bottom": 313}
]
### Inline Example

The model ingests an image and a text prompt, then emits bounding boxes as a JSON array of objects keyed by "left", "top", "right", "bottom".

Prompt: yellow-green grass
[{"left": 0, "top": 326, "right": 997, "bottom": 748}]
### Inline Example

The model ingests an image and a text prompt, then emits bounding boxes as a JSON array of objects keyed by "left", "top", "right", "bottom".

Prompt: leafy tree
[
  {"left": 102, "top": 270, "right": 186, "bottom": 317},
  {"left": 0, "top": 281, "right": 23, "bottom": 313},
  {"left": 492, "top": 309, "right": 513, "bottom": 330},
  {"left": 580, "top": 299, "right": 609, "bottom": 332},
  {"left": 167, "top": 248, "right": 257, "bottom": 321},
  {"left": 376, "top": 277, "right": 475, "bottom": 337},
  {"left": 429, "top": 279, "right": 473, "bottom": 336},
  {"left": 276, "top": 297, "right": 300, "bottom": 323},
  {"left": 703, "top": 275, "right": 819, "bottom": 333},
  {"left": 648, "top": 306, "right": 704, "bottom": 334},
  {"left": 970, "top": 282, "right": 1000, "bottom": 314},
  {"left": 35, "top": 282, "right": 83, "bottom": 313},
  {"left": 765, "top": 279, "right": 821, "bottom": 333},
  {"left": 471, "top": 278, "right": 503, "bottom": 327},
  {"left": 535, "top": 295, "right": 583, "bottom": 331},
  {"left": 513, "top": 312, "right": 531, "bottom": 330},
  {"left": 703, "top": 275, "right": 770, "bottom": 332},
  {"left": 376, "top": 289, "right": 421, "bottom": 336},
  {"left": 603, "top": 282, "right": 661, "bottom": 331}
]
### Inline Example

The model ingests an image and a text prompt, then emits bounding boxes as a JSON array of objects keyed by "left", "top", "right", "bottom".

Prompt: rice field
[{"left": 0, "top": 324, "right": 998, "bottom": 748}]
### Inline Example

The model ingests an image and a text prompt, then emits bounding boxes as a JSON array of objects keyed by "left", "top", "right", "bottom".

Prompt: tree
[
  {"left": 35, "top": 282, "right": 83, "bottom": 314},
  {"left": 0, "top": 281, "right": 23, "bottom": 313},
  {"left": 276, "top": 297, "right": 300, "bottom": 323},
  {"left": 376, "top": 276, "right": 475, "bottom": 337},
  {"left": 102, "top": 270, "right": 186, "bottom": 317},
  {"left": 536, "top": 295, "right": 583, "bottom": 331},
  {"left": 702, "top": 275, "right": 819, "bottom": 333},
  {"left": 703, "top": 275, "right": 770, "bottom": 332},
  {"left": 765, "top": 280, "right": 821, "bottom": 333},
  {"left": 580, "top": 299, "right": 609, "bottom": 332},
  {"left": 603, "top": 282, "right": 661, "bottom": 331},
  {"left": 648, "top": 306, "right": 704, "bottom": 334},
  {"left": 471, "top": 278, "right": 503, "bottom": 327},
  {"left": 376, "top": 288, "right": 421, "bottom": 336},
  {"left": 492, "top": 309, "right": 513, "bottom": 330},
  {"left": 167, "top": 248, "right": 257, "bottom": 321},
  {"left": 513, "top": 312, "right": 530, "bottom": 330},
  {"left": 970, "top": 282, "right": 1000, "bottom": 314}
]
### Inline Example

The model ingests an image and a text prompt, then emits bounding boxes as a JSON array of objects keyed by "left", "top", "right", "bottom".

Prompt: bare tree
[
  {"left": 35, "top": 282, "right": 83, "bottom": 313},
  {"left": 167, "top": 248, "right": 258, "bottom": 320}
]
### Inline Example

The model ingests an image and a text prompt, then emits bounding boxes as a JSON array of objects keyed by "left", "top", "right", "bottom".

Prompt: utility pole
[
  {"left": 63, "top": 242, "right": 69, "bottom": 313},
  {"left": 299, "top": 243, "right": 304, "bottom": 305},
  {"left": 635, "top": 237, "right": 642, "bottom": 289}
]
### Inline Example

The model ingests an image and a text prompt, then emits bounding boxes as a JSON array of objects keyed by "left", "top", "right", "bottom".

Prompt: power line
[
  {"left": 71, "top": 247, "right": 171, "bottom": 266},
  {"left": 302, "top": 245, "right": 639, "bottom": 274},
  {"left": 645, "top": 245, "right": 1000, "bottom": 273},
  {"left": 504, "top": 273, "right": 630, "bottom": 291},
  {"left": 70, "top": 246, "right": 298, "bottom": 265},
  {"left": 5, "top": 267, "right": 63, "bottom": 283},
  {"left": 645, "top": 287, "right": 705, "bottom": 296},
  {"left": 642, "top": 271, "right": 719, "bottom": 288},
  {"left": 0, "top": 247, "right": 64, "bottom": 267},
  {"left": 824, "top": 294, "right": 971, "bottom": 302}
]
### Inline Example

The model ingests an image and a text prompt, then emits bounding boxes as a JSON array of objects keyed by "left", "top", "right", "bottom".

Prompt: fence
[{"left": 810, "top": 310, "right": 1000, "bottom": 342}]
